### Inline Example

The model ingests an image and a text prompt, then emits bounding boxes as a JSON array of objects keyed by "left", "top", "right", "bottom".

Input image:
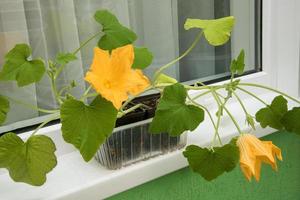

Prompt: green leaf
[
  {"left": 60, "top": 96, "right": 118, "bottom": 161},
  {"left": 0, "top": 95, "right": 9, "bottom": 125},
  {"left": 0, "top": 44, "right": 45, "bottom": 86},
  {"left": 132, "top": 47, "right": 153, "bottom": 69},
  {"left": 94, "top": 10, "right": 137, "bottom": 51},
  {"left": 230, "top": 49, "right": 245, "bottom": 75},
  {"left": 183, "top": 139, "right": 239, "bottom": 181},
  {"left": 149, "top": 83, "right": 204, "bottom": 136},
  {"left": 184, "top": 16, "right": 235, "bottom": 46},
  {"left": 255, "top": 95, "right": 288, "bottom": 130},
  {"left": 0, "top": 132, "right": 57, "bottom": 186},
  {"left": 281, "top": 107, "right": 300, "bottom": 135},
  {"left": 246, "top": 114, "right": 256, "bottom": 130},
  {"left": 154, "top": 73, "right": 178, "bottom": 86},
  {"left": 56, "top": 53, "right": 77, "bottom": 65}
]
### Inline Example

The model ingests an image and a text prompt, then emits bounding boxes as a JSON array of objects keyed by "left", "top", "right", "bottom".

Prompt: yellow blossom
[
  {"left": 237, "top": 133, "right": 282, "bottom": 181},
  {"left": 85, "top": 45, "right": 150, "bottom": 109}
]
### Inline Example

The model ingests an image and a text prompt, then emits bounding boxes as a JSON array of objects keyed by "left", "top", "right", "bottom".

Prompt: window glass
[{"left": 0, "top": 0, "right": 261, "bottom": 133}]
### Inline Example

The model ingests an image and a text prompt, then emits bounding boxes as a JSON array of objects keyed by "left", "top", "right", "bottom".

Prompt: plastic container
[{"left": 94, "top": 118, "right": 187, "bottom": 169}]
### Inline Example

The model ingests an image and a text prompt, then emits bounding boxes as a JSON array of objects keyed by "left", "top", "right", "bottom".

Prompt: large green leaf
[
  {"left": 0, "top": 44, "right": 45, "bottom": 86},
  {"left": 0, "top": 132, "right": 57, "bottom": 186},
  {"left": 183, "top": 139, "right": 239, "bottom": 181},
  {"left": 184, "top": 16, "right": 235, "bottom": 46},
  {"left": 281, "top": 107, "right": 300, "bottom": 135},
  {"left": 60, "top": 96, "right": 118, "bottom": 161},
  {"left": 94, "top": 10, "right": 137, "bottom": 51},
  {"left": 132, "top": 47, "right": 153, "bottom": 69},
  {"left": 149, "top": 83, "right": 204, "bottom": 136},
  {"left": 255, "top": 95, "right": 288, "bottom": 130},
  {"left": 230, "top": 49, "right": 245, "bottom": 75},
  {"left": 0, "top": 95, "right": 9, "bottom": 125}
]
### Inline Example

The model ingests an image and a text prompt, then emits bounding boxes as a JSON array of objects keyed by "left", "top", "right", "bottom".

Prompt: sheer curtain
[
  {"left": 0, "top": 0, "right": 180, "bottom": 133},
  {"left": 0, "top": 0, "right": 256, "bottom": 133}
]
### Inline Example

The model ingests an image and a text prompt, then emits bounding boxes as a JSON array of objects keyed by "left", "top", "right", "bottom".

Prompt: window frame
[
  {"left": 1, "top": 0, "right": 300, "bottom": 199},
  {"left": 238, "top": 0, "right": 300, "bottom": 96}
]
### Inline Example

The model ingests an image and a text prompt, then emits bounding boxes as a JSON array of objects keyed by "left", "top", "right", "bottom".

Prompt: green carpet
[{"left": 108, "top": 131, "right": 300, "bottom": 200}]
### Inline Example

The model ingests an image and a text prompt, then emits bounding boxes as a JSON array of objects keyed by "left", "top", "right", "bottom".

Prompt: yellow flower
[
  {"left": 237, "top": 134, "right": 282, "bottom": 181},
  {"left": 85, "top": 45, "right": 150, "bottom": 109}
]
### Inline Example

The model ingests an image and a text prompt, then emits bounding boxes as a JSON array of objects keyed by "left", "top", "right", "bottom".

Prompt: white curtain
[
  {"left": 0, "top": 0, "right": 180, "bottom": 133},
  {"left": 0, "top": 0, "right": 256, "bottom": 133}
]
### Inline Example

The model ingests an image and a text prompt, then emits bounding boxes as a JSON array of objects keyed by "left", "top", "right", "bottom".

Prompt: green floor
[{"left": 108, "top": 131, "right": 300, "bottom": 200}]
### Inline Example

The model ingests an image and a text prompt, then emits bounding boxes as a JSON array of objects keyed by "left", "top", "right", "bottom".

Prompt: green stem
[
  {"left": 212, "top": 90, "right": 243, "bottom": 134},
  {"left": 187, "top": 94, "right": 222, "bottom": 145},
  {"left": 58, "top": 85, "right": 71, "bottom": 96},
  {"left": 236, "top": 86, "right": 268, "bottom": 106},
  {"left": 55, "top": 31, "right": 102, "bottom": 79},
  {"left": 213, "top": 112, "right": 222, "bottom": 146},
  {"left": 239, "top": 83, "right": 300, "bottom": 104},
  {"left": 153, "top": 31, "right": 203, "bottom": 81},
  {"left": 80, "top": 85, "right": 93, "bottom": 101},
  {"left": 120, "top": 86, "right": 153, "bottom": 111},
  {"left": 191, "top": 90, "right": 212, "bottom": 101},
  {"left": 232, "top": 91, "right": 249, "bottom": 116},
  {"left": 5, "top": 96, "right": 59, "bottom": 114},
  {"left": 82, "top": 92, "right": 98, "bottom": 99},
  {"left": 50, "top": 75, "right": 63, "bottom": 104},
  {"left": 72, "top": 31, "right": 102, "bottom": 55},
  {"left": 117, "top": 103, "right": 143, "bottom": 118},
  {"left": 30, "top": 113, "right": 60, "bottom": 136}
]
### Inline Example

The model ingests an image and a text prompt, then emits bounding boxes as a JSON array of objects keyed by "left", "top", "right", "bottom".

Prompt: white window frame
[
  {"left": 243, "top": 0, "right": 300, "bottom": 96},
  {"left": 0, "top": 0, "right": 299, "bottom": 199}
]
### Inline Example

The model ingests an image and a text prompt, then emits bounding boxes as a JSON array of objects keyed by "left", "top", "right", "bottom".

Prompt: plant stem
[
  {"left": 117, "top": 103, "right": 143, "bottom": 118},
  {"left": 50, "top": 75, "right": 63, "bottom": 104},
  {"left": 191, "top": 90, "right": 212, "bottom": 101},
  {"left": 30, "top": 113, "right": 60, "bottom": 136},
  {"left": 80, "top": 85, "right": 93, "bottom": 101},
  {"left": 232, "top": 91, "right": 249, "bottom": 116},
  {"left": 153, "top": 31, "right": 203, "bottom": 81},
  {"left": 82, "top": 92, "right": 98, "bottom": 99},
  {"left": 188, "top": 94, "right": 222, "bottom": 145},
  {"left": 212, "top": 90, "right": 243, "bottom": 134},
  {"left": 213, "top": 111, "right": 222, "bottom": 146},
  {"left": 222, "top": 105, "right": 243, "bottom": 134},
  {"left": 55, "top": 31, "right": 102, "bottom": 79},
  {"left": 239, "top": 83, "right": 300, "bottom": 104},
  {"left": 120, "top": 86, "right": 153, "bottom": 111},
  {"left": 72, "top": 31, "right": 102, "bottom": 55},
  {"left": 236, "top": 86, "right": 268, "bottom": 106},
  {"left": 5, "top": 95, "right": 59, "bottom": 114}
]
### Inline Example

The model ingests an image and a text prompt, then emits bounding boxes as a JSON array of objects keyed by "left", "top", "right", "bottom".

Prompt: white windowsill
[{"left": 0, "top": 92, "right": 292, "bottom": 200}]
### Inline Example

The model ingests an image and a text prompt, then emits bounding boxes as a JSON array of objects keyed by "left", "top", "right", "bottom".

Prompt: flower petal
[
  {"left": 111, "top": 44, "right": 134, "bottom": 79},
  {"left": 128, "top": 69, "right": 150, "bottom": 95},
  {"left": 90, "top": 47, "right": 111, "bottom": 77},
  {"left": 237, "top": 134, "right": 283, "bottom": 181}
]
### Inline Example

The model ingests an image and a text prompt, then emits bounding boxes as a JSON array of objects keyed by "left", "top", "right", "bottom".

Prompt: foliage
[
  {"left": 150, "top": 83, "right": 204, "bottom": 136},
  {"left": 183, "top": 138, "right": 239, "bottom": 181},
  {"left": 0, "top": 44, "right": 45, "bottom": 86},
  {"left": 281, "top": 107, "right": 300, "bottom": 135},
  {"left": 0, "top": 133, "right": 57, "bottom": 186},
  {"left": 256, "top": 95, "right": 288, "bottom": 130},
  {"left": 0, "top": 95, "right": 9, "bottom": 125},
  {"left": 0, "top": 9, "right": 299, "bottom": 187},
  {"left": 56, "top": 53, "right": 77, "bottom": 65},
  {"left": 94, "top": 10, "right": 137, "bottom": 51},
  {"left": 132, "top": 47, "right": 153, "bottom": 69},
  {"left": 60, "top": 96, "right": 118, "bottom": 161},
  {"left": 230, "top": 50, "right": 245, "bottom": 75},
  {"left": 184, "top": 16, "right": 235, "bottom": 46}
]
